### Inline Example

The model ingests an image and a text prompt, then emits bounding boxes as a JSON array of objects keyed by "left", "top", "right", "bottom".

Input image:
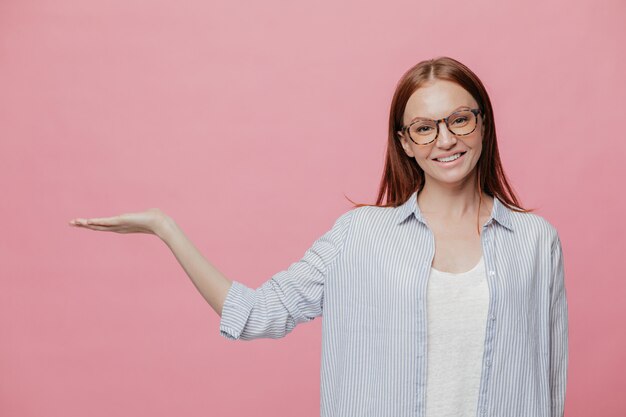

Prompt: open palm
[{"left": 68, "top": 208, "right": 166, "bottom": 235}]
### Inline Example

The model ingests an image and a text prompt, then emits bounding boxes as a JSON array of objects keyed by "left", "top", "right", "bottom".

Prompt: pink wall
[{"left": 1, "top": 0, "right": 624, "bottom": 416}]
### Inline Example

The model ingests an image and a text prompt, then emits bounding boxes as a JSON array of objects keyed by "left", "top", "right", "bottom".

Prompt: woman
[{"left": 69, "top": 56, "right": 568, "bottom": 417}]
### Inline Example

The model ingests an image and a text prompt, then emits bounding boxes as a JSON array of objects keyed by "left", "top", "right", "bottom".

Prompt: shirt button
[
  {"left": 488, "top": 270, "right": 495, "bottom": 276},
  {"left": 490, "top": 315, "right": 496, "bottom": 321},
  {"left": 486, "top": 359, "right": 492, "bottom": 367}
]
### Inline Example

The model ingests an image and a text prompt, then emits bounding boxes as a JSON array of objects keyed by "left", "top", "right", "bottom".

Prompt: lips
[{"left": 432, "top": 151, "right": 467, "bottom": 161}]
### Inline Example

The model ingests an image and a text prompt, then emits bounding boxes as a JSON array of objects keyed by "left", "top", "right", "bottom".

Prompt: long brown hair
[{"left": 345, "top": 56, "right": 534, "bottom": 226}]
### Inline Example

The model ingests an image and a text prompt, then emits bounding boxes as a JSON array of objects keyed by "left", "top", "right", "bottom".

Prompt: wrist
[{"left": 154, "top": 214, "right": 178, "bottom": 241}]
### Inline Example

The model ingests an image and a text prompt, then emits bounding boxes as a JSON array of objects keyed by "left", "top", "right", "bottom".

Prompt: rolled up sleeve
[
  {"left": 549, "top": 233, "right": 569, "bottom": 417},
  {"left": 219, "top": 210, "right": 354, "bottom": 341}
]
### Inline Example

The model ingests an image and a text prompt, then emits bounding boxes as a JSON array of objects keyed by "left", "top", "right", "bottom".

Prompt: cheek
[
  {"left": 474, "top": 139, "right": 482, "bottom": 153},
  {"left": 412, "top": 149, "right": 433, "bottom": 170},
  {"left": 470, "top": 144, "right": 484, "bottom": 168},
  {"left": 414, "top": 156, "right": 431, "bottom": 171},
  {"left": 413, "top": 148, "right": 431, "bottom": 161}
]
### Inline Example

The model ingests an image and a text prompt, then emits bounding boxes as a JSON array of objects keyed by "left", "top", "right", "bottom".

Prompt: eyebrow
[{"left": 408, "top": 105, "right": 471, "bottom": 123}]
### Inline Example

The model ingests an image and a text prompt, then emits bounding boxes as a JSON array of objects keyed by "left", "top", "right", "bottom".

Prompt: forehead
[{"left": 403, "top": 80, "right": 478, "bottom": 122}]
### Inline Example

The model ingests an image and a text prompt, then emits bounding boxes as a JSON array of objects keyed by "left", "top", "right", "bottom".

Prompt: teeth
[{"left": 436, "top": 152, "right": 462, "bottom": 162}]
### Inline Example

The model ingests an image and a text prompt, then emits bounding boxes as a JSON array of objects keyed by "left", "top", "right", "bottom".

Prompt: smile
[{"left": 433, "top": 151, "right": 467, "bottom": 164}]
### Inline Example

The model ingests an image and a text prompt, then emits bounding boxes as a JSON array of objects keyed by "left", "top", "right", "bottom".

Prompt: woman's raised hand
[
  {"left": 68, "top": 207, "right": 233, "bottom": 316},
  {"left": 68, "top": 208, "right": 168, "bottom": 236}
]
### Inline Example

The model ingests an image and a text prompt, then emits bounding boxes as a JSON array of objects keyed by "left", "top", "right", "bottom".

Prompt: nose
[{"left": 435, "top": 120, "right": 457, "bottom": 147}]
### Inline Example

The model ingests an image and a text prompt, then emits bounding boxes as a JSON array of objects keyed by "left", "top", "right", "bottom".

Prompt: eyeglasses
[{"left": 399, "top": 108, "right": 482, "bottom": 146}]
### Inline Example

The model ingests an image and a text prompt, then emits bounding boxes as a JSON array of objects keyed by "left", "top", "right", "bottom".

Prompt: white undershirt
[{"left": 425, "top": 255, "right": 489, "bottom": 417}]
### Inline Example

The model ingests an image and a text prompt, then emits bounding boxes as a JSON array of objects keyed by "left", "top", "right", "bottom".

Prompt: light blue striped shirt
[{"left": 219, "top": 190, "right": 569, "bottom": 417}]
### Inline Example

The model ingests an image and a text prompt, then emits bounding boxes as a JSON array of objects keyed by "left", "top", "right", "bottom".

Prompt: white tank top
[{"left": 425, "top": 254, "right": 489, "bottom": 417}]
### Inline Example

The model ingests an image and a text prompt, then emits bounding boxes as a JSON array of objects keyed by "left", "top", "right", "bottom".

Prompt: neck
[{"left": 417, "top": 172, "right": 492, "bottom": 221}]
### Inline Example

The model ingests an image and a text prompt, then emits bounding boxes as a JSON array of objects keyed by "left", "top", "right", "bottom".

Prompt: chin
[
  {"left": 424, "top": 168, "right": 477, "bottom": 185},
  {"left": 433, "top": 176, "right": 472, "bottom": 185}
]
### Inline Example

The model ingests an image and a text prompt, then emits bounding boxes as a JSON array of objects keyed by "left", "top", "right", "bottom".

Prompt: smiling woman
[
  {"left": 69, "top": 56, "right": 568, "bottom": 417},
  {"left": 217, "top": 57, "right": 567, "bottom": 417}
]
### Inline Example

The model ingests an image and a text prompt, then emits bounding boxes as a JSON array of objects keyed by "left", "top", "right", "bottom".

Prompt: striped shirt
[{"left": 219, "top": 190, "right": 569, "bottom": 417}]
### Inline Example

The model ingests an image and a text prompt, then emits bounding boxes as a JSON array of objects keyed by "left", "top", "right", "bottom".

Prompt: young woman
[{"left": 69, "top": 56, "right": 568, "bottom": 417}]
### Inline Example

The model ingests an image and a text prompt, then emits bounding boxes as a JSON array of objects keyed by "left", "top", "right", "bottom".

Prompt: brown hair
[{"left": 345, "top": 56, "right": 534, "bottom": 227}]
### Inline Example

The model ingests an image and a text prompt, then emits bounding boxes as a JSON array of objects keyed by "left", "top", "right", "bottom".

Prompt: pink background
[{"left": 1, "top": 0, "right": 624, "bottom": 416}]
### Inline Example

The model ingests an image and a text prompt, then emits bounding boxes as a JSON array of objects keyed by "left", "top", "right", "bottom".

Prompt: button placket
[{"left": 479, "top": 223, "right": 497, "bottom": 417}]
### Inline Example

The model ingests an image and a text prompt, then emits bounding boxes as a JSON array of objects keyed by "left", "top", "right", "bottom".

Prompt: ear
[{"left": 396, "top": 131, "right": 415, "bottom": 158}]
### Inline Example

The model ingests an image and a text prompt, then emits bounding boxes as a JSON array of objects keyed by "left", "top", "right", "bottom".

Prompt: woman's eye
[{"left": 451, "top": 117, "right": 468, "bottom": 125}]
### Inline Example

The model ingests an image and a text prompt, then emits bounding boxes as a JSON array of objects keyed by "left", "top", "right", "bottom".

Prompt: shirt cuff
[{"left": 219, "top": 280, "right": 257, "bottom": 340}]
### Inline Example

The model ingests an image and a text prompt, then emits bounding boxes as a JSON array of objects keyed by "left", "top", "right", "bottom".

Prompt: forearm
[{"left": 155, "top": 216, "right": 232, "bottom": 317}]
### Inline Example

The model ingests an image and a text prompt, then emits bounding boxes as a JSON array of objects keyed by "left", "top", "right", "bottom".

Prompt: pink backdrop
[{"left": 1, "top": 0, "right": 624, "bottom": 416}]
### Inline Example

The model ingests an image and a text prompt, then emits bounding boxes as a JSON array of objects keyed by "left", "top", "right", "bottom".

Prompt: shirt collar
[{"left": 395, "top": 190, "right": 514, "bottom": 231}]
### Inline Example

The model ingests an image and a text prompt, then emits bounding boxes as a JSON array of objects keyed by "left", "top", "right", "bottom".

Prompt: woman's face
[{"left": 397, "top": 79, "right": 484, "bottom": 187}]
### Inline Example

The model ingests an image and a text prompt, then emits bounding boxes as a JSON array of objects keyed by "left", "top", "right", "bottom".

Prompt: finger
[
  {"left": 84, "top": 224, "right": 113, "bottom": 231},
  {"left": 86, "top": 217, "right": 119, "bottom": 226}
]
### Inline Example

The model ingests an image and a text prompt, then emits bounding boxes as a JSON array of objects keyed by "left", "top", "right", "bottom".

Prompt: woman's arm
[
  {"left": 155, "top": 216, "right": 233, "bottom": 317},
  {"left": 69, "top": 208, "right": 353, "bottom": 340},
  {"left": 219, "top": 209, "right": 354, "bottom": 341}
]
